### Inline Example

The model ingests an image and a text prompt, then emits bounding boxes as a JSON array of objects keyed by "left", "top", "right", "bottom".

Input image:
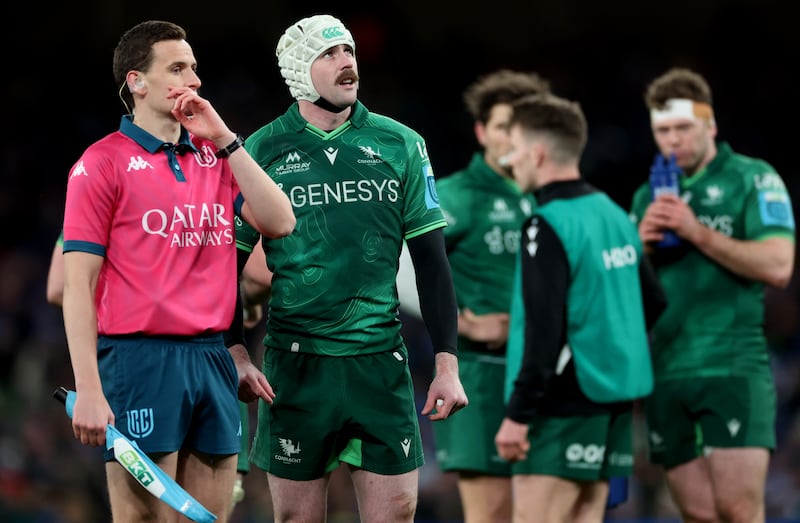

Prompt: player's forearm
[{"left": 690, "top": 226, "right": 794, "bottom": 288}]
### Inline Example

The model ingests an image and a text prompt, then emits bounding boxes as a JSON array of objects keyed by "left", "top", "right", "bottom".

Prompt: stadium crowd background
[{"left": 2, "top": 1, "right": 800, "bottom": 521}]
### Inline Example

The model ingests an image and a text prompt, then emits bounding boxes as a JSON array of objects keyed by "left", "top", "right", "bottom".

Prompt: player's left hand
[
  {"left": 422, "top": 353, "right": 468, "bottom": 420},
  {"left": 495, "top": 417, "right": 530, "bottom": 462},
  {"left": 228, "top": 344, "right": 276, "bottom": 404}
]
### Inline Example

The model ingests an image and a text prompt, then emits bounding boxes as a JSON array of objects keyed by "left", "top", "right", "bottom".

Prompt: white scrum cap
[{"left": 276, "top": 14, "right": 355, "bottom": 102}]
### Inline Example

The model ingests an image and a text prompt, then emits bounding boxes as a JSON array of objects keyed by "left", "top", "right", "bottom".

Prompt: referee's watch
[{"left": 215, "top": 133, "right": 245, "bottom": 159}]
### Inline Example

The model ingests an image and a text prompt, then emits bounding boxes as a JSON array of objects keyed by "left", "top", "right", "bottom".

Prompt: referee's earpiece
[{"left": 128, "top": 75, "right": 145, "bottom": 93}]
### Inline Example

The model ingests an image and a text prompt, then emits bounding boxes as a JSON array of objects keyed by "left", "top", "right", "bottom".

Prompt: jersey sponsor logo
[
  {"left": 565, "top": 443, "right": 605, "bottom": 468},
  {"left": 484, "top": 225, "right": 522, "bottom": 255},
  {"left": 754, "top": 172, "right": 786, "bottom": 191},
  {"left": 701, "top": 185, "right": 724, "bottom": 206},
  {"left": 415, "top": 141, "right": 428, "bottom": 161},
  {"left": 126, "top": 156, "right": 154, "bottom": 172},
  {"left": 141, "top": 202, "right": 235, "bottom": 247},
  {"left": 400, "top": 437, "right": 411, "bottom": 458},
  {"left": 697, "top": 214, "right": 733, "bottom": 236},
  {"left": 607, "top": 451, "right": 634, "bottom": 467},
  {"left": 602, "top": 244, "right": 637, "bottom": 270},
  {"left": 70, "top": 161, "right": 88, "bottom": 178},
  {"left": 758, "top": 190, "right": 795, "bottom": 228},
  {"left": 489, "top": 199, "right": 517, "bottom": 222},
  {"left": 324, "top": 147, "right": 339, "bottom": 165},
  {"left": 358, "top": 145, "right": 384, "bottom": 164},
  {"left": 126, "top": 408, "right": 155, "bottom": 438},
  {"left": 276, "top": 150, "right": 311, "bottom": 174},
  {"left": 423, "top": 165, "right": 440, "bottom": 209},
  {"left": 276, "top": 438, "right": 302, "bottom": 464},
  {"left": 282, "top": 179, "right": 401, "bottom": 208}
]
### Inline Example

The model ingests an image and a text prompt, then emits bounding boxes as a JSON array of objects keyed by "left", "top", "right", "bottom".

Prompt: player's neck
[
  {"left": 298, "top": 100, "right": 352, "bottom": 131},
  {"left": 131, "top": 106, "right": 182, "bottom": 143}
]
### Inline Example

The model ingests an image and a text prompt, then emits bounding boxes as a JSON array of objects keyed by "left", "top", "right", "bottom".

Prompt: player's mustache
[{"left": 336, "top": 71, "right": 359, "bottom": 84}]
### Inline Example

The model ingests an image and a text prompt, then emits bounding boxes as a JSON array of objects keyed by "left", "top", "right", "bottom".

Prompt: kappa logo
[
  {"left": 324, "top": 147, "right": 339, "bottom": 165},
  {"left": 71, "top": 161, "right": 88, "bottom": 178},
  {"left": 127, "top": 156, "right": 154, "bottom": 172},
  {"left": 126, "top": 408, "right": 155, "bottom": 438},
  {"left": 400, "top": 438, "right": 411, "bottom": 458}
]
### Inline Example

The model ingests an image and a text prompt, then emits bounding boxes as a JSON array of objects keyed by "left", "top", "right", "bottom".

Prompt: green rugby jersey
[
  {"left": 436, "top": 153, "right": 535, "bottom": 353},
  {"left": 237, "top": 101, "right": 446, "bottom": 356},
  {"left": 630, "top": 142, "right": 795, "bottom": 379}
]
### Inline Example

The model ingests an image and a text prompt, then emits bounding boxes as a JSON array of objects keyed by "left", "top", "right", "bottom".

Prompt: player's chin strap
[{"left": 314, "top": 97, "right": 351, "bottom": 114}]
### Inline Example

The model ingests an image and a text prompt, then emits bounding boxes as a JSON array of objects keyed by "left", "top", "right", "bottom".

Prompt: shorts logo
[
  {"left": 127, "top": 408, "right": 155, "bottom": 438},
  {"left": 400, "top": 438, "right": 411, "bottom": 458},
  {"left": 280, "top": 438, "right": 301, "bottom": 456},
  {"left": 727, "top": 418, "right": 741, "bottom": 437},
  {"left": 565, "top": 443, "right": 604, "bottom": 469},
  {"left": 276, "top": 438, "right": 302, "bottom": 464}
]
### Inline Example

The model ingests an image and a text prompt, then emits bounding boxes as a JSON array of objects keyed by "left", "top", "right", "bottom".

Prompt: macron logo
[
  {"left": 127, "top": 156, "right": 154, "bottom": 172},
  {"left": 400, "top": 438, "right": 411, "bottom": 457},
  {"left": 324, "top": 147, "right": 339, "bottom": 165}
]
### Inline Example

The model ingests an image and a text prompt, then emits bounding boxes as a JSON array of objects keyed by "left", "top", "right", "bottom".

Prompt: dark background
[{"left": 3, "top": 1, "right": 800, "bottom": 521}]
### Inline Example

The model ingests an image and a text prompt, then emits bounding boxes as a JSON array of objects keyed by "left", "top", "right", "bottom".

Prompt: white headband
[{"left": 650, "top": 98, "right": 714, "bottom": 124}]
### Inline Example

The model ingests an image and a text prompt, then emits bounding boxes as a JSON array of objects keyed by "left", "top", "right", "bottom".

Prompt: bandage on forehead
[
  {"left": 276, "top": 14, "right": 355, "bottom": 102},
  {"left": 650, "top": 98, "right": 714, "bottom": 124}
]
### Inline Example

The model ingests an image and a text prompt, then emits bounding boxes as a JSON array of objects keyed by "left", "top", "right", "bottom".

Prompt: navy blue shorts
[{"left": 97, "top": 334, "right": 240, "bottom": 461}]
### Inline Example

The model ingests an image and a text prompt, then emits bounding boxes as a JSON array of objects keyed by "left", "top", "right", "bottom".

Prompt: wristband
[{"left": 215, "top": 133, "right": 245, "bottom": 159}]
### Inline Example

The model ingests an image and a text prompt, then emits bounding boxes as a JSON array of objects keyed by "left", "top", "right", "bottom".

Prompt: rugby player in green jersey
[
  {"left": 630, "top": 67, "right": 796, "bottom": 523},
  {"left": 496, "top": 93, "right": 666, "bottom": 523},
  {"left": 225, "top": 14, "right": 468, "bottom": 523},
  {"left": 430, "top": 69, "right": 547, "bottom": 523}
]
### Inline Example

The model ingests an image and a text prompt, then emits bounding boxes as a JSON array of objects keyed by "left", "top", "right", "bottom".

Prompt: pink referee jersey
[{"left": 62, "top": 116, "right": 245, "bottom": 336}]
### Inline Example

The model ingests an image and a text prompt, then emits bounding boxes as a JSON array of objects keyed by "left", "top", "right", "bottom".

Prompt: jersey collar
[
  {"left": 284, "top": 100, "right": 369, "bottom": 132},
  {"left": 119, "top": 115, "right": 200, "bottom": 155}
]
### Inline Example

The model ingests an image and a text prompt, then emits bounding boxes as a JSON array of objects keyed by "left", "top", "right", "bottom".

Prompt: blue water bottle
[{"left": 649, "top": 153, "right": 682, "bottom": 248}]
